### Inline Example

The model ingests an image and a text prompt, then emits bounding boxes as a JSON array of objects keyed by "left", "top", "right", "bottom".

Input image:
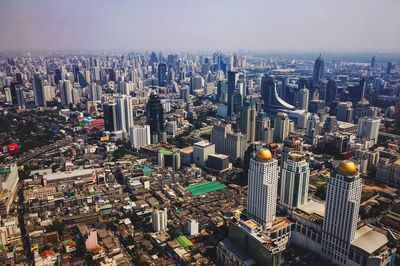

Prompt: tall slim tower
[
  {"left": 60, "top": 80, "right": 73, "bottom": 106},
  {"left": 227, "top": 70, "right": 239, "bottom": 116},
  {"left": 274, "top": 112, "right": 290, "bottom": 142},
  {"left": 240, "top": 100, "right": 256, "bottom": 143},
  {"left": 313, "top": 54, "right": 325, "bottom": 84},
  {"left": 147, "top": 93, "right": 164, "bottom": 142},
  {"left": 247, "top": 148, "right": 279, "bottom": 229},
  {"left": 279, "top": 152, "right": 310, "bottom": 210},
  {"left": 297, "top": 87, "right": 309, "bottom": 111},
  {"left": 322, "top": 160, "right": 362, "bottom": 265},
  {"left": 158, "top": 63, "right": 167, "bottom": 87},
  {"left": 103, "top": 102, "right": 118, "bottom": 132},
  {"left": 255, "top": 111, "right": 271, "bottom": 142},
  {"left": 211, "top": 123, "right": 232, "bottom": 154},
  {"left": 33, "top": 74, "right": 47, "bottom": 107}
]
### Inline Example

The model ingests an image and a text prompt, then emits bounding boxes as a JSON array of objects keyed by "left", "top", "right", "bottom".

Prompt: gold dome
[
  {"left": 256, "top": 149, "right": 272, "bottom": 160},
  {"left": 337, "top": 160, "right": 358, "bottom": 175}
]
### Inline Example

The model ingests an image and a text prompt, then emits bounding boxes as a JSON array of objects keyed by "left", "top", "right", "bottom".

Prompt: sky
[{"left": 0, "top": 0, "right": 399, "bottom": 53}]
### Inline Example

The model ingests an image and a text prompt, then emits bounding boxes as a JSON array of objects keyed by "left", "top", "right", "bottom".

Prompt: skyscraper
[
  {"left": 103, "top": 102, "right": 118, "bottom": 132},
  {"left": 313, "top": 54, "right": 325, "bottom": 84},
  {"left": 247, "top": 148, "right": 279, "bottom": 229},
  {"left": 322, "top": 160, "right": 362, "bottom": 265},
  {"left": 279, "top": 151, "right": 309, "bottom": 210},
  {"left": 325, "top": 79, "right": 337, "bottom": 103},
  {"left": 227, "top": 70, "right": 239, "bottom": 116},
  {"left": 129, "top": 125, "right": 151, "bottom": 149},
  {"left": 211, "top": 123, "right": 232, "bottom": 155},
  {"left": 147, "top": 93, "right": 164, "bottom": 142},
  {"left": 152, "top": 208, "right": 168, "bottom": 232},
  {"left": 306, "top": 113, "right": 320, "bottom": 139},
  {"left": 158, "top": 63, "right": 167, "bottom": 87},
  {"left": 297, "top": 86, "right": 309, "bottom": 111},
  {"left": 16, "top": 85, "right": 25, "bottom": 110},
  {"left": 60, "top": 80, "right": 73, "bottom": 106},
  {"left": 255, "top": 111, "right": 271, "bottom": 142},
  {"left": 33, "top": 74, "right": 47, "bottom": 107},
  {"left": 274, "top": 112, "right": 290, "bottom": 142},
  {"left": 240, "top": 101, "right": 256, "bottom": 143},
  {"left": 357, "top": 117, "right": 380, "bottom": 145}
]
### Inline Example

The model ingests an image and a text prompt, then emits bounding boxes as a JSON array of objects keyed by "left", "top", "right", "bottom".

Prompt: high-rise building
[
  {"left": 147, "top": 93, "right": 164, "bottom": 142},
  {"left": 255, "top": 111, "right": 271, "bottom": 142},
  {"left": 247, "top": 149, "right": 279, "bottom": 228},
  {"left": 325, "top": 79, "right": 337, "bottom": 103},
  {"left": 306, "top": 113, "right": 320, "bottom": 139},
  {"left": 227, "top": 70, "right": 239, "bottom": 116},
  {"left": 33, "top": 74, "right": 47, "bottom": 107},
  {"left": 187, "top": 219, "right": 199, "bottom": 236},
  {"left": 297, "top": 86, "right": 309, "bottom": 111},
  {"left": 129, "top": 125, "right": 151, "bottom": 149},
  {"left": 231, "top": 89, "right": 243, "bottom": 115},
  {"left": 371, "top": 56, "right": 376, "bottom": 69},
  {"left": 226, "top": 132, "right": 247, "bottom": 162},
  {"left": 158, "top": 63, "right": 167, "bottom": 87},
  {"left": 152, "top": 208, "right": 168, "bottom": 232},
  {"left": 279, "top": 151, "right": 310, "bottom": 210},
  {"left": 15, "top": 85, "right": 25, "bottom": 110},
  {"left": 313, "top": 54, "right": 325, "bottom": 84},
  {"left": 336, "top": 102, "right": 354, "bottom": 123},
  {"left": 322, "top": 161, "right": 362, "bottom": 265},
  {"left": 357, "top": 117, "right": 380, "bottom": 145},
  {"left": 261, "top": 75, "right": 295, "bottom": 112},
  {"left": 190, "top": 75, "right": 202, "bottom": 93},
  {"left": 274, "top": 112, "right": 290, "bottom": 142},
  {"left": 60, "top": 80, "right": 73, "bottom": 106},
  {"left": 211, "top": 123, "right": 232, "bottom": 155},
  {"left": 193, "top": 140, "right": 215, "bottom": 167},
  {"left": 240, "top": 101, "right": 256, "bottom": 143},
  {"left": 103, "top": 102, "right": 117, "bottom": 132},
  {"left": 180, "top": 86, "right": 190, "bottom": 102}
]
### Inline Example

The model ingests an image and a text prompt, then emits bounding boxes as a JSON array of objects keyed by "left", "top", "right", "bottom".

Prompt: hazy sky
[{"left": 0, "top": 0, "right": 399, "bottom": 53}]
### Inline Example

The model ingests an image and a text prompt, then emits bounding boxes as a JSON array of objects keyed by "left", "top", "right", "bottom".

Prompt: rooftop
[{"left": 352, "top": 225, "right": 389, "bottom": 255}]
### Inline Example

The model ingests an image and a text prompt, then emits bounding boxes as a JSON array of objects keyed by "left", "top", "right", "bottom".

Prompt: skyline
[{"left": 1, "top": 0, "right": 400, "bottom": 53}]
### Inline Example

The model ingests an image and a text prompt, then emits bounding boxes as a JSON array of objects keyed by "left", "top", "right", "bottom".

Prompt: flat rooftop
[
  {"left": 352, "top": 225, "right": 389, "bottom": 255},
  {"left": 194, "top": 140, "right": 212, "bottom": 148},
  {"left": 44, "top": 169, "right": 95, "bottom": 181},
  {"left": 297, "top": 199, "right": 325, "bottom": 217}
]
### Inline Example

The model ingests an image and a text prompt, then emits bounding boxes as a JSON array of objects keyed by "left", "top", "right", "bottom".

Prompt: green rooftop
[
  {"left": 159, "top": 148, "right": 173, "bottom": 155},
  {"left": 176, "top": 235, "right": 193, "bottom": 248},
  {"left": 185, "top": 181, "right": 227, "bottom": 196}
]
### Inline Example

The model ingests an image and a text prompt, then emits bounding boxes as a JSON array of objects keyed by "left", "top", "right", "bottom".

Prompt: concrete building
[
  {"left": 129, "top": 125, "right": 151, "bottom": 149},
  {"left": 0, "top": 164, "right": 19, "bottom": 216},
  {"left": 247, "top": 149, "right": 279, "bottom": 229},
  {"left": 187, "top": 219, "right": 199, "bottom": 236},
  {"left": 226, "top": 132, "right": 247, "bottom": 163},
  {"left": 211, "top": 123, "right": 232, "bottom": 155},
  {"left": 193, "top": 140, "right": 215, "bottom": 167},
  {"left": 357, "top": 117, "right": 380, "bottom": 145},
  {"left": 152, "top": 208, "right": 168, "bottom": 232},
  {"left": 274, "top": 112, "right": 290, "bottom": 142},
  {"left": 279, "top": 152, "right": 310, "bottom": 210}
]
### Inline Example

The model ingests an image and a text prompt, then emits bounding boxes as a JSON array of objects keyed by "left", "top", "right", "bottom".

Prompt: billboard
[{"left": 0, "top": 143, "right": 20, "bottom": 154}]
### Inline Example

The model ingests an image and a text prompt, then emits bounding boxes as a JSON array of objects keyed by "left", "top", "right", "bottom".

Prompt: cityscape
[{"left": 0, "top": 1, "right": 400, "bottom": 266}]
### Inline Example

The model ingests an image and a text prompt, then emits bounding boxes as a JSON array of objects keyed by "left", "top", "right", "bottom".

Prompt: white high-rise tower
[
  {"left": 247, "top": 148, "right": 279, "bottom": 229},
  {"left": 322, "top": 160, "right": 362, "bottom": 265}
]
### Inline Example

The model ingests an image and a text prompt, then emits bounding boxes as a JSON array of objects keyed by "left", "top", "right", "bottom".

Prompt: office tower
[
  {"left": 60, "top": 80, "right": 73, "bottom": 106},
  {"left": 152, "top": 208, "right": 168, "bottom": 232},
  {"left": 180, "top": 86, "right": 190, "bottom": 102},
  {"left": 93, "top": 67, "right": 100, "bottom": 81},
  {"left": 227, "top": 70, "right": 239, "bottom": 116},
  {"left": 158, "top": 63, "right": 167, "bottom": 87},
  {"left": 279, "top": 151, "right": 309, "bottom": 210},
  {"left": 84, "top": 69, "right": 91, "bottom": 84},
  {"left": 226, "top": 132, "right": 247, "bottom": 162},
  {"left": 322, "top": 161, "right": 362, "bottom": 265},
  {"left": 306, "top": 113, "right": 320, "bottom": 138},
  {"left": 357, "top": 117, "right": 380, "bottom": 145},
  {"left": 103, "top": 102, "right": 118, "bottom": 132},
  {"left": 15, "top": 85, "right": 25, "bottom": 110},
  {"left": 240, "top": 101, "right": 256, "bottom": 143},
  {"left": 166, "top": 121, "right": 178, "bottom": 137},
  {"left": 124, "top": 96, "right": 134, "bottom": 133},
  {"left": 386, "top": 62, "right": 395, "bottom": 74},
  {"left": 88, "top": 83, "right": 102, "bottom": 101},
  {"left": 116, "top": 96, "right": 126, "bottom": 133},
  {"left": 356, "top": 78, "right": 367, "bottom": 102},
  {"left": 371, "top": 56, "right": 376, "bottom": 69},
  {"left": 72, "top": 88, "right": 81, "bottom": 105},
  {"left": 313, "top": 54, "right": 325, "bottom": 84},
  {"left": 323, "top": 116, "right": 339, "bottom": 133},
  {"left": 190, "top": 75, "right": 202, "bottom": 93},
  {"left": 325, "top": 79, "right": 337, "bottom": 103},
  {"left": 231, "top": 89, "right": 242, "bottom": 115},
  {"left": 247, "top": 148, "right": 279, "bottom": 228},
  {"left": 147, "top": 93, "right": 164, "bottom": 142},
  {"left": 211, "top": 123, "right": 232, "bottom": 154},
  {"left": 255, "top": 111, "right": 271, "bottom": 142},
  {"left": 237, "top": 79, "right": 246, "bottom": 100},
  {"left": 54, "top": 68, "right": 63, "bottom": 84},
  {"left": 297, "top": 86, "right": 309, "bottom": 111},
  {"left": 32, "top": 74, "right": 47, "bottom": 107},
  {"left": 336, "top": 102, "right": 354, "bottom": 123},
  {"left": 217, "top": 80, "right": 228, "bottom": 103},
  {"left": 129, "top": 125, "right": 151, "bottom": 149},
  {"left": 354, "top": 98, "right": 370, "bottom": 123},
  {"left": 274, "top": 112, "right": 290, "bottom": 142},
  {"left": 193, "top": 140, "right": 215, "bottom": 167},
  {"left": 44, "top": 85, "right": 55, "bottom": 102}
]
